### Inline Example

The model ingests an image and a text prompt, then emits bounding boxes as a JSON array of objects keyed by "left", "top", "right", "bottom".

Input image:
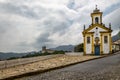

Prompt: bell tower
[{"left": 91, "top": 5, "right": 103, "bottom": 24}]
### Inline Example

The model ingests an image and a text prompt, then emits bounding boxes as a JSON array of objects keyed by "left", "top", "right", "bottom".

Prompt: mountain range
[
  {"left": 50, "top": 45, "right": 75, "bottom": 52},
  {"left": 112, "top": 31, "right": 120, "bottom": 42},
  {"left": 0, "top": 31, "right": 120, "bottom": 60},
  {"left": 0, "top": 52, "right": 36, "bottom": 60}
]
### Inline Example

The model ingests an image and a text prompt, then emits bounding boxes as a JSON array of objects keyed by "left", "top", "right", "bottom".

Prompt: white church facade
[{"left": 82, "top": 6, "right": 112, "bottom": 55}]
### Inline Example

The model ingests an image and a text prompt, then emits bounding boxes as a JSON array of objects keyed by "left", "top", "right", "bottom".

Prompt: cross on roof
[{"left": 96, "top": 5, "right": 98, "bottom": 9}]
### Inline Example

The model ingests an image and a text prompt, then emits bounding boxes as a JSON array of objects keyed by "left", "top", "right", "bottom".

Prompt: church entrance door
[{"left": 95, "top": 45, "right": 100, "bottom": 55}]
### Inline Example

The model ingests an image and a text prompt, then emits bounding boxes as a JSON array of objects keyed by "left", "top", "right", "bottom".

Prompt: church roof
[{"left": 82, "top": 24, "right": 112, "bottom": 33}]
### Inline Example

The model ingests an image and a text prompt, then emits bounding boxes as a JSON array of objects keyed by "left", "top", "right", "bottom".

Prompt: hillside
[
  {"left": 0, "top": 52, "right": 35, "bottom": 60},
  {"left": 112, "top": 31, "right": 120, "bottom": 42},
  {"left": 50, "top": 45, "right": 75, "bottom": 52}
]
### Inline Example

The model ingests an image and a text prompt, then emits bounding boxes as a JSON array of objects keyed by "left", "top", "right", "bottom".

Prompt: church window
[
  {"left": 95, "top": 17, "right": 99, "bottom": 23},
  {"left": 104, "top": 36, "right": 108, "bottom": 43},
  {"left": 87, "top": 36, "right": 90, "bottom": 44}
]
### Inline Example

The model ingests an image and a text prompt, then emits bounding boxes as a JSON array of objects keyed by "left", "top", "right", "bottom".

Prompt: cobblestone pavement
[
  {"left": 16, "top": 53, "right": 120, "bottom": 80},
  {"left": 0, "top": 54, "right": 99, "bottom": 79}
]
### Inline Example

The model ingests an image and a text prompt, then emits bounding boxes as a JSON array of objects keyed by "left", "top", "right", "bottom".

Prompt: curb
[{"left": 0, "top": 53, "right": 119, "bottom": 80}]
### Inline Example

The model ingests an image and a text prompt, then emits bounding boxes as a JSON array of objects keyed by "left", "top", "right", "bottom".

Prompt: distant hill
[
  {"left": 112, "top": 31, "right": 120, "bottom": 42},
  {"left": 2, "top": 32, "right": 119, "bottom": 60},
  {"left": 50, "top": 32, "right": 120, "bottom": 52},
  {"left": 50, "top": 45, "right": 75, "bottom": 52},
  {"left": 0, "top": 52, "right": 36, "bottom": 60}
]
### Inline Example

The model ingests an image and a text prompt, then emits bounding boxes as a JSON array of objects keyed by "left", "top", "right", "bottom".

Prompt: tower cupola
[{"left": 91, "top": 5, "right": 103, "bottom": 24}]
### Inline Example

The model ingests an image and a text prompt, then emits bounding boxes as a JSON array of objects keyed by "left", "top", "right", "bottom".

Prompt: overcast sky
[{"left": 0, "top": 0, "right": 120, "bottom": 52}]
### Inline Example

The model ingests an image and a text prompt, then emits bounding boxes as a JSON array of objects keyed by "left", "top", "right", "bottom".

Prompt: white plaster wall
[
  {"left": 102, "top": 35, "right": 110, "bottom": 54},
  {"left": 86, "top": 27, "right": 105, "bottom": 54},
  {"left": 86, "top": 36, "right": 92, "bottom": 54},
  {"left": 89, "top": 26, "right": 110, "bottom": 54},
  {"left": 93, "top": 15, "right": 100, "bottom": 24},
  {"left": 89, "top": 26, "right": 105, "bottom": 33},
  {"left": 89, "top": 26, "right": 105, "bottom": 38}
]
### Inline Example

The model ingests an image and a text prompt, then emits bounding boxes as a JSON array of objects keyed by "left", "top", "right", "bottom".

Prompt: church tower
[
  {"left": 91, "top": 5, "right": 103, "bottom": 24},
  {"left": 82, "top": 6, "right": 112, "bottom": 55}
]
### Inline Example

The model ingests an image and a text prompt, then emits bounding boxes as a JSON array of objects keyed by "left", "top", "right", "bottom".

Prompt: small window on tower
[
  {"left": 95, "top": 17, "right": 99, "bottom": 23},
  {"left": 104, "top": 36, "right": 108, "bottom": 43},
  {"left": 87, "top": 36, "right": 90, "bottom": 44}
]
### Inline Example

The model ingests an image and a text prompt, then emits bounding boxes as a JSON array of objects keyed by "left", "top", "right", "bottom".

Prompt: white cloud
[
  {"left": 103, "top": 8, "right": 120, "bottom": 35},
  {"left": 0, "top": 0, "right": 120, "bottom": 52}
]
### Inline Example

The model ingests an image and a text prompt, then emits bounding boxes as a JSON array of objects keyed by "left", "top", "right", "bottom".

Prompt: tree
[{"left": 74, "top": 43, "right": 84, "bottom": 52}]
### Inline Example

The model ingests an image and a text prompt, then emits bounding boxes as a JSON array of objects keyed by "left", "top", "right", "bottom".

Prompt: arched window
[{"left": 95, "top": 17, "right": 99, "bottom": 23}]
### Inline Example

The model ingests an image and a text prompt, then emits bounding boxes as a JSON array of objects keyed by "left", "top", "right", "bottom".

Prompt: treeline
[
  {"left": 74, "top": 43, "right": 84, "bottom": 52},
  {"left": 7, "top": 51, "right": 65, "bottom": 60}
]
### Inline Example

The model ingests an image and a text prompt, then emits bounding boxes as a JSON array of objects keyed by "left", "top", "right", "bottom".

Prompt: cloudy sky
[{"left": 0, "top": 0, "right": 120, "bottom": 52}]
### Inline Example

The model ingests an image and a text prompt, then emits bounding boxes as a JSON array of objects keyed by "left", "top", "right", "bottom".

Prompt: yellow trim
[
  {"left": 111, "top": 35, "right": 113, "bottom": 53},
  {"left": 100, "top": 34, "right": 103, "bottom": 54},
  {"left": 91, "top": 12, "right": 103, "bottom": 24},
  {"left": 82, "top": 8, "right": 113, "bottom": 55},
  {"left": 100, "top": 31, "right": 112, "bottom": 33},
  {"left": 92, "top": 16, "right": 93, "bottom": 24},
  {"left": 109, "top": 33, "right": 112, "bottom": 54},
  {"left": 82, "top": 32, "right": 94, "bottom": 36},
  {"left": 100, "top": 15, "right": 102, "bottom": 24},
  {"left": 92, "top": 34, "right": 94, "bottom": 54},
  {"left": 91, "top": 12, "right": 103, "bottom": 16},
  {"left": 86, "top": 32, "right": 94, "bottom": 34},
  {"left": 83, "top": 24, "right": 112, "bottom": 33},
  {"left": 83, "top": 36, "right": 86, "bottom": 55},
  {"left": 84, "top": 34, "right": 94, "bottom": 55}
]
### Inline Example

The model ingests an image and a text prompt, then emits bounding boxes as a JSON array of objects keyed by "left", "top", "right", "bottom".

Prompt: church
[{"left": 82, "top": 6, "right": 112, "bottom": 55}]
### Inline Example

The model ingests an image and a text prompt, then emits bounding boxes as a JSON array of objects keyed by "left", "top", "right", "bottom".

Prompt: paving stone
[
  {"left": 0, "top": 54, "right": 100, "bottom": 79},
  {"left": 14, "top": 53, "right": 120, "bottom": 80}
]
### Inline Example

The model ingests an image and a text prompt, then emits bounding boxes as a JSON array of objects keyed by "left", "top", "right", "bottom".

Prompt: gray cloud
[
  {"left": 103, "top": 8, "right": 120, "bottom": 35},
  {"left": 33, "top": 17, "right": 73, "bottom": 49},
  {"left": 0, "top": 2, "right": 47, "bottom": 19},
  {"left": 0, "top": 21, "right": 10, "bottom": 33},
  {"left": 103, "top": 2, "right": 120, "bottom": 16},
  {"left": 43, "top": 18, "right": 73, "bottom": 33},
  {"left": 0, "top": 0, "right": 120, "bottom": 52},
  {"left": 67, "top": 0, "right": 76, "bottom": 9},
  {"left": 32, "top": 33, "right": 53, "bottom": 49}
]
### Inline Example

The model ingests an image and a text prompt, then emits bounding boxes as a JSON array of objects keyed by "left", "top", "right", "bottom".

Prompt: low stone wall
[{"left": 0, "top": 55, "right": 101, "bottom": 80}]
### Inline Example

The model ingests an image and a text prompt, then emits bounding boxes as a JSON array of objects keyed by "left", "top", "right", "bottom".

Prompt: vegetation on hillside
[
  {"left": 7, "top": 50, "right": 65, "bottom": 60},
  {"left": 74, "top": 43, "right": 84, "bottom": 52}
]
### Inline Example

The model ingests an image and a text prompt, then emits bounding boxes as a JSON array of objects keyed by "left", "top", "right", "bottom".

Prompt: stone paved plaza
[
  {"left": 0, "top": 53, "right": 99, "bottom": 79},
  {"left": 16, "top": 53, "right": 120, "bottom": 80}
]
